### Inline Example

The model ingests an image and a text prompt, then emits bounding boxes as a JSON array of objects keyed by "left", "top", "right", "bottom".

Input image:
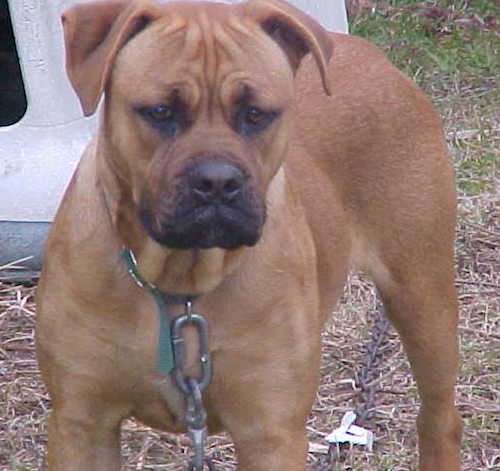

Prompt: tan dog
[{"left": 36, "top": 0, "right": 462, "bottom": 469}]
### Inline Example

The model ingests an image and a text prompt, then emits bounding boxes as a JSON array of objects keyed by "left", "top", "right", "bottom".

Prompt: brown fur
[{"left": 37, "top": 0, "right": 462, "bottom": 469}]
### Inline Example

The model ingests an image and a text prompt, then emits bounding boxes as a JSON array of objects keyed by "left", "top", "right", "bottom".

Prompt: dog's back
[{"left": 288, "top": 32, "right": 456, "bottom": 318}]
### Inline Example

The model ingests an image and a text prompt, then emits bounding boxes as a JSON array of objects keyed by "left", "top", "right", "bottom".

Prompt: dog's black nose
[{"left": 188, "top": 160, "right": 246, "bottom": 203}]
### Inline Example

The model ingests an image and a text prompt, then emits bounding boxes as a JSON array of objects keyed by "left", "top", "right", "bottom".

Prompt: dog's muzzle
[{"left": 139, "top": 157, "right": 266, "bottom": 250}]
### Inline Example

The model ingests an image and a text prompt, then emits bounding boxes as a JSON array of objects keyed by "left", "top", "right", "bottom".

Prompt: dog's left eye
[
  {"left": 237, "top": 106, "right": 279, "bottom": 137},
  {"left": 245, "top": 107, "right": 267, "bottom": 126}
]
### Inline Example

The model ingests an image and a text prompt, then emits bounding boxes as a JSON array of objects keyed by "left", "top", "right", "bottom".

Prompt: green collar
[{"left": 121, "top": 248, "right": 197, "bottom": 374}]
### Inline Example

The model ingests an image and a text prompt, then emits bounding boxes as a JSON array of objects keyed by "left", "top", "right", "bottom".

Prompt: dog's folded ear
[
  {"left": 246, "top": 0, "right": 333, "bottom": 95},
  {"left": 62, "top": 0, "right": 160, "bottom": 116}
]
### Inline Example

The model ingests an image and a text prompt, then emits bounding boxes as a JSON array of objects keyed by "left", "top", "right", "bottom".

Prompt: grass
[
  {"left": 350, "top": 0, "right": 499, "bottom": 198},
  {"left": 1, "top": 1, "right": 499, "bottom": 470},
  {"left": 349, "top": 0, "right": 498, "bottom": 85}
]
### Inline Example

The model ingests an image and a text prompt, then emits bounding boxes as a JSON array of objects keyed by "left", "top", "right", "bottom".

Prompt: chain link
[{"left": 172, "top": 302, "right": 214, "bottom": 471}]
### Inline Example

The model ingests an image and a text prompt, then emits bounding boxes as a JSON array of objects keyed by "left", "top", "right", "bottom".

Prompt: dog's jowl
[{"left": 36, "top": 0, "right": 462, "bottom": 469}]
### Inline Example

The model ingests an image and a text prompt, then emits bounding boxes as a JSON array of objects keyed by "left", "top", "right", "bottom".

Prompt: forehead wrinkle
[
  {"left": 164, "top": 12, "right": 216, "bottom": 117},
  {"left": 157, "top": 7, "right": 259, "bottom": 114},
  {"left": 182, "top": 19, "right": 204, "bottom": 62},
  {"left": 213, "top": 20, "right": 245, "bottom": 63},
  {"left": 197, "top": 10, "right": 220, "bottom": 113},
  {"left": 155, "top": 14, "right": 187, "bottom": 42},
  {"left": 217, "top": 17, "right": 290, "bottom": 79},
  {"left": 211, "top": 22, "right": 248, "bottom": 111},
  {"left": 213, "top": 18, "right": 293, "bottom": 107},
  {"left": 223, "top": 16, "right": 257, "bottom": 47},
  {"left": 119, "top": 19, "right": 203, "bottom": 107},
  {"left": 160, "top": 19, "right": 205, "bottom": 112}
]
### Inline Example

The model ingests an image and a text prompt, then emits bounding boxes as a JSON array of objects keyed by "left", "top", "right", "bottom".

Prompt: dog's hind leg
[{"left": 367, "top": 243, "right": 462, "bottom": 470}]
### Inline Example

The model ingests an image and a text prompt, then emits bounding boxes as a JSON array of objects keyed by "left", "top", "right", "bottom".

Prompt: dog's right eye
[
  {"left": 138, "top": 105, "right": 175, "bottom": 124},
  {"left": 136, "top": 104, "right": 185, "bottom": 137},
  {"left": 145, "top": 105, "right": 174, "bottom": 122}
]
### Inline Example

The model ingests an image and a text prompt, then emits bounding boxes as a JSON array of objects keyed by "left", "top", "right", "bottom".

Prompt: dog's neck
[{"left": 132, "top": 239, "right": 247, "bottom": 294}]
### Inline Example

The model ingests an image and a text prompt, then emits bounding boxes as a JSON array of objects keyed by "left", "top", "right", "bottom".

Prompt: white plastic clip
[{"left": 325, "top": 411, "right": 374, "bottom": 451}]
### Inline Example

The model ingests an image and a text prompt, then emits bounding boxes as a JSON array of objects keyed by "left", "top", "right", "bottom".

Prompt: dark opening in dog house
[{"left": 0, "top": 0, "right": 27, "bottom": 126}]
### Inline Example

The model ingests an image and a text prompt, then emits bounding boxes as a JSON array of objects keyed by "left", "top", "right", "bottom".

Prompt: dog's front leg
[
  {"left": 233, "top": 427, "right": 309, "bottom": 471},
  {"left": 210, "top": 323, "right": 322, "bottom": 471},
  {"left": 46, "top": 399, "right": 125, "bottom": 471}
]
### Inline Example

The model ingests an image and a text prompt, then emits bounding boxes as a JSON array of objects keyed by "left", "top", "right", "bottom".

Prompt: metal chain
[
  {"left": 314, "top": 299, "right": 391, "bottom": 470},
  {"left": 353, "top": 300, "right": 391, "bottom": 426},
  {"left": 172, "top": 301, "right": 215, "bottom": 471}
]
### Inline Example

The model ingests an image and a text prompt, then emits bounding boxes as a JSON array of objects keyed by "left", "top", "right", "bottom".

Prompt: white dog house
[{"left": 0, "top": 0, "right": 347, "bottom": 278}]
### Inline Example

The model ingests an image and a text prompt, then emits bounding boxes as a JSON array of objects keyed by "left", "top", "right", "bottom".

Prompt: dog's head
[{"left": 62, "top": 0, "right": 332, "bottom": 250}]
